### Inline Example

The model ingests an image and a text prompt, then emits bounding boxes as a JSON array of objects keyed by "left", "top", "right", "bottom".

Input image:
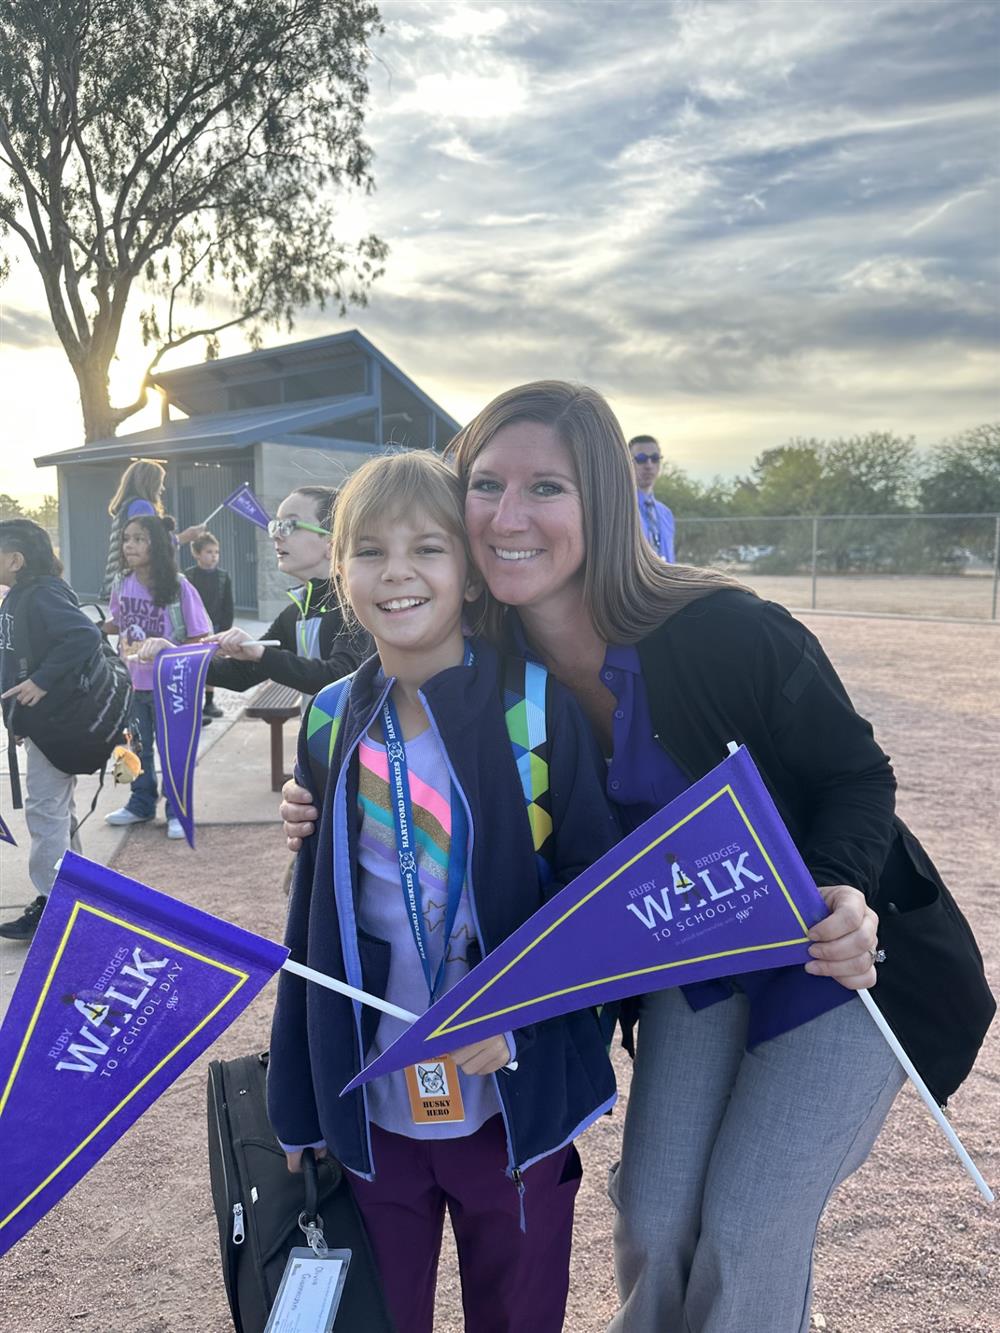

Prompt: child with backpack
[
  {"left": 0, "top": 521, "right": 112, "bottom": 940},
  {"left": 267, "top": 452, "right": 621, "bottom": 1333},
  {"left": 183, "top": 530, "right": 234, "bottom": 721},
  {"left": 103, "top": 513, "right": 212, "bottom": 839}
]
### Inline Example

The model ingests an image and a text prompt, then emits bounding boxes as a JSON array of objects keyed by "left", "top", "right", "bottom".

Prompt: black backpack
[{"left": 6, "top": 585, "right": 135, "bottom": 806}]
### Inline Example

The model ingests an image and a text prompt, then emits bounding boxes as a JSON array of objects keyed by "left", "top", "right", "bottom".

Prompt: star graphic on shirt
[
  {"left": 423, "top": 896, "right": 446, "bottom": 933},
  {"left": 446, "top": 924, "right": 475, "bottom": 964}
]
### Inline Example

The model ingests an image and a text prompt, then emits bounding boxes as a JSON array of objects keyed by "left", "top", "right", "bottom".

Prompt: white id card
[{"left": 263, "top": 1248, "right": 351, "bottom": 1333}]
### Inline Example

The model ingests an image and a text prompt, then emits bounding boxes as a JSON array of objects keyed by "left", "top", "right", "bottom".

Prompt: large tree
[{"left": 0, "top": 0, "right": 387, "bottom": 442}]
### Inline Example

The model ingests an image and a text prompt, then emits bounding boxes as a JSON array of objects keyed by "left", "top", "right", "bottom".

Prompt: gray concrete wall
[{"left": 254, "top": 440, "right": 371, "bottom": 622}]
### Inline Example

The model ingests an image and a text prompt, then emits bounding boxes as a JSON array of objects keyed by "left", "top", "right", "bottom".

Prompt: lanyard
[{"left": 381, "top": 648, "right": 472, "bottom": 1001}]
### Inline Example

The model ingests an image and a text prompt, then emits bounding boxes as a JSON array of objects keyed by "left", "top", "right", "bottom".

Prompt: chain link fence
[{"left": 674, "top": 513, "right": 1000, "bottom": 621}]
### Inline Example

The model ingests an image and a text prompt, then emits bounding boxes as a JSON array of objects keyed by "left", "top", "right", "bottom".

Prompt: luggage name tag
[
  {"left": 405, "top": 1055, "right": 466, "bottom": 1124},
  {"left": 263, "top": 1246, "right": 352, "bottom": 1333}
]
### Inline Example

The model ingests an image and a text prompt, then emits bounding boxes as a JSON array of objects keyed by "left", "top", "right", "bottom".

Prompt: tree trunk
[
  {"left": 76, "top": 360, "right": 117, "bottom": 444},
  {"left": 75, "top": 358, "right": 146, "bottom": 444}
]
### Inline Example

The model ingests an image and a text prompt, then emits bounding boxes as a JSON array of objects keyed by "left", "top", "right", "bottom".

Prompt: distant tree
[
  {"left": 738, "top": 442, "right": 825, "bottom": 516},
  {"left": 654, "top": 463, "right": 735, "bottom": 517},
  {"left": 26, "top": 493, "right": 59, "bottom": 531},
  {"left": 0, "top": 0, "right": 387, "bottom": 442},
  {"left": 817, "top": 433, "right": 918, "bottom": 514},
  {"left": 0, "top": 493, "right": 25, "bottom": 519},
  {"left": 919, "top": 424, "right": 1000, "bottom": 513}
]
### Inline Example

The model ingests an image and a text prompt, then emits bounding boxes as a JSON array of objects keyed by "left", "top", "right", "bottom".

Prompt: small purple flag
[
  {"left": 0, "top": 851, "right": 287, "bottom": 1258},
  {"left": 344, "top": 746, "right": 830, "bottom": 1092},
  {"left": 0, "top": 810, "right": 15, "bottom": 845},
  {"left": 153, "top": 642, "right": 218, "bottom": 848},
  {"left": 223, "top": 483, "right": 270, "bottom": 530}
]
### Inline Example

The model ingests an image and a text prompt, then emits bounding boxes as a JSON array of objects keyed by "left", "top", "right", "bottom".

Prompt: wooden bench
[{"left": 244, "top": 681, "right": 302, "bottom": 792}]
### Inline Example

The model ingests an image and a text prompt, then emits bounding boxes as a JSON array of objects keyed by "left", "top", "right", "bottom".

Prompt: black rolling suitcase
[{"left": 207, "top": 1051, "right": 395, "bottom": 1333}]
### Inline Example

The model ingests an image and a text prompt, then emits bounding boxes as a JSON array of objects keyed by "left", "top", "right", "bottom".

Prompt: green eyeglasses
[{"left": 267, "top": 518, "right": 331, "bottom": 540}]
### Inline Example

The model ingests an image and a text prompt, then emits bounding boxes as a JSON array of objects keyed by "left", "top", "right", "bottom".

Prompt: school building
[{"left": 35, "top": 330, "right": 460, "bottom": 620}]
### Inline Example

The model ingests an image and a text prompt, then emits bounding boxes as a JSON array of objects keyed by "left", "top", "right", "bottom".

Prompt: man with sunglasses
[{"left": 629, "top": 434, "right": 675, "bottom": 562}]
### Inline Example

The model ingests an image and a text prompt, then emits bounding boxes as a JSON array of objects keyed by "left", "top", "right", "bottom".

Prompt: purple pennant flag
[
  {"left": 223, "top": 483, "right": 270, "bottom": 530},
  {"left": 0, "top": 810, "right": 15, "bottom": 845},
  {"left": 344, "top": 746, "right": 830, "bottom": 1092},
  {"left": 153, "top": 642, "right": 219, "bottom": 848},
  {"left": 0, "top": 850, "right": 287, "bottom": 1258}
]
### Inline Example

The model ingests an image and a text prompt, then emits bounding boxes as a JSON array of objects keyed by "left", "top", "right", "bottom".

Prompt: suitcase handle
[{"left": 297, "top": 1148, "right": 328, "bottom": 1257}]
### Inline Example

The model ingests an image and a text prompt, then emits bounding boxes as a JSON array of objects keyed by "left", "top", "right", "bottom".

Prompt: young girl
[
  {"left": 267, "top": 452, "right": 620, "bottom": 1333},
  {"left": 207, "top": 484, "right": 369, "bottom": 697},
  {"left": 0, "top": 521, "right": 101, "bottom": 940},
  {"left": 103, "top": 514, "right": 212, "bottom": 838}
]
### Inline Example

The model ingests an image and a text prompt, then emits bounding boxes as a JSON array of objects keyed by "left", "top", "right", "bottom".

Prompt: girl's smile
[{"left": 343, "top": 509, "right": 479, "bottom": 674}]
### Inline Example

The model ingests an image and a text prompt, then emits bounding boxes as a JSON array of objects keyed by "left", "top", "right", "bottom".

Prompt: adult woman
[
  {"left": 102, "top": 458, "right": 203, "bottom": 596},
  {"left": 281, "top": 383, "right": 992, "bottom": 1332}
]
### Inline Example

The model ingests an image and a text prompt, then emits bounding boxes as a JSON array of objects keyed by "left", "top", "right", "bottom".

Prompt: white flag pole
[
  {"left": 857, "top": 988, "right": 993, "bottom": 1203},
  {"left": 198, "top": 501, "right": 226, "bottom": 527},
  {"left": 280, "top": 958, "right": 519, "bottom": 1072},
  {"left": 282, "top": 958, "right": 419, "bottom": 1023}
]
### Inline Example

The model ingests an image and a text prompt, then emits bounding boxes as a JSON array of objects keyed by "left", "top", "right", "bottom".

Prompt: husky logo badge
[
  {"left": 417, "top": 1062, "right": 446, "bottom": 1096},
  {"left": 388, "top": 741, "right": 404, "bottom": 762},
  {"left": 399, "top": 850, "right": 417, "bottom": 874}
]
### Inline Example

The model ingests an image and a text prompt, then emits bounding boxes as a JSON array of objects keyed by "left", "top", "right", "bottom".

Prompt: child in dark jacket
[
  {"left": 206, "top": 485, "right": 369, "bottom": 699},
  {"left": 183, "top": 530, "right": 234, "bottom": 720},
  {"left": 267, "top": 452, "right": 621, "bottom": 1333},
  {"left": 0, "top": 521, "right": 101, "bottom": 940}
]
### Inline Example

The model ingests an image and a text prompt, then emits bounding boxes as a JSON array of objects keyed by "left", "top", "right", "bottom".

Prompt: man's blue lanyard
[{"left": 381, "top": 647, "right": 472, "bottom": 1002}]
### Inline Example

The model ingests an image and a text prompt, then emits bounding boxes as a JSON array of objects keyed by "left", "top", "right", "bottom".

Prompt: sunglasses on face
[
  {"left": 632, "top": 452, "right": 661, "bottom": 465},
  {"left": 267, "top": 518, "right": 331, "bottom": 540}
]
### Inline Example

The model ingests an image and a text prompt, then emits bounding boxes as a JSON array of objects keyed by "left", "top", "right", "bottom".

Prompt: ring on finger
[{"left": 867, "top": 946, "right": 887, "bottom": 965}]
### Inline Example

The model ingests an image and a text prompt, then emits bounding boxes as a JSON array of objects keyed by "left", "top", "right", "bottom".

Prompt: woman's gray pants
[{"left": 607, "top": 987, "right": 904, "bottom": 1333}]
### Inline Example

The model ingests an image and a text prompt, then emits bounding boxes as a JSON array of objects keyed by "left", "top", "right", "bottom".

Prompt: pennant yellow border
[
  {"left": 0, "top": 900, "right": 250, "bottom": 1234},
  {"left": 429, "top": 783, "right": 811, "bottom": 1039}
]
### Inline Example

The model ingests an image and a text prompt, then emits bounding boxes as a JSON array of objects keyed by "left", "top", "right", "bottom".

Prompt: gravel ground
[{"left": 0, "top": 615, "right": 996, "bottom": 1333}]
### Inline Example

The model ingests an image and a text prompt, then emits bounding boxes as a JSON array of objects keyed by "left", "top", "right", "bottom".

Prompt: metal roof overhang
[{"left": 34, "top": 395, "right": 378, "bottom": 467}]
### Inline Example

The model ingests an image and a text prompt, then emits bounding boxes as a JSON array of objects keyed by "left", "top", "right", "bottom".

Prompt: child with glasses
[
  {"left": 206, "top": 486, "right": 370, "bottom": 699},
  {"left": 628, "top": 434, "right": 675, "bottom": 562}
]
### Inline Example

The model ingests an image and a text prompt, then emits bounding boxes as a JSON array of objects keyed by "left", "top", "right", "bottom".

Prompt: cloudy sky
[{"left": 1, "top": 0, "right": 998, "bottom": 500}]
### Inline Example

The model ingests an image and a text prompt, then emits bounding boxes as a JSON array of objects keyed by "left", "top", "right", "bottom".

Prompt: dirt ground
[{"left": 0, "top": 615, "right": 997, "bottom": 1333}]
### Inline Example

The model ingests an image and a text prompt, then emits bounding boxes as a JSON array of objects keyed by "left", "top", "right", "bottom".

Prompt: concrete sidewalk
[{"left": 0, "top": 685, "right": 296, "bottom": 1017}]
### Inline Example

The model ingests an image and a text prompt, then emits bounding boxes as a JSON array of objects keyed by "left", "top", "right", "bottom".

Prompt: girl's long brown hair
[{"left": 448, "top": 381, "right": 743, "bottom": 644}]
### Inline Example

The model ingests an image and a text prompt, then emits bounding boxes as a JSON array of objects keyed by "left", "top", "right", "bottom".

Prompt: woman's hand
[
  {"left": 445, "top": 1035, "right": 512, "bottom": 1077},
  {"left": 1, "top": 678, "right": 47, "bottom": 707},
  {"left": 281, "top": 777, "right": 319, "bottom": 851},
  {"left": 805, "top": 884, "right": 880, "bottom": 990},
  {"left": 284, "top": 1145, "right": 328, "bottom": 1174},
  {"left": 135, "top": 636, "right": 173, "bottom": 662},
  {"left": 211, "top": 627, "right": 265, "bottom": 661}
]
